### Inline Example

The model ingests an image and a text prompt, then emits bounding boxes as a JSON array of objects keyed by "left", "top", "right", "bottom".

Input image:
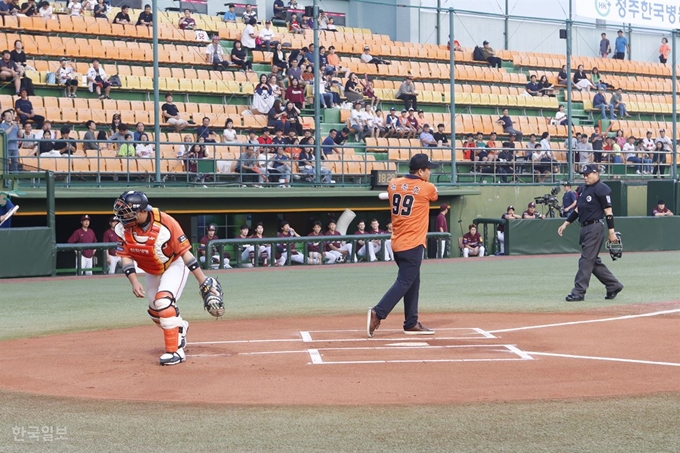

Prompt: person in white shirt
[
  {"left": 622, "top": 135, "right": 643, "bottom": 174},
  {"left": 205, "top": 35, "right": 230, "bottom": 71},
  {"left": 372, "top": 108, "right": 386, "bottom": 139},
  {"left": 258, "top": 20, "right": 278, "bottom": 51},
  {"left": 83, "top": 0, "right": 96, "bottom": 12},
  {"left": 349, "top": 101, "right": 369, "bottom": 141},
  {"left": 241, "top": 3, "right": 257, "bottom": 24},
  {"left": 574, "top": 133, "right": 593, "bottom": 167},
  {"left": 67, "top": 0, "right": 83, "bottom": 16},
  {"left": 642, "top": 130, "right": 656, "bottom": 155},
  {"left": 38, "top": 1, "right": 53, "bottom": 18},
  {"left": 222, "top": 118, "right": 239, "bottom": 143},
  {"left": 57, "top": 57, "right": 79, "bottom": 98},
  {"left": 19, "top": 123, "right": 38, "bottom": 155},
  {"left": 135, "top": 133, "right": 154, "bottom": 158},
  {"left": 552, "top": 104, "right": 568, "bottom": 126},
  {"left": 86, "top": 59, "right": 112, "bottom": 99},
  {"left": 539, "top": 131, "right": 552, "bottom": 150},
  {"left": 241, "top": 18, "right": 257, "bottom": 50},
  {"left": 360, "top": 46, "right": 390, "bottom": 69}
]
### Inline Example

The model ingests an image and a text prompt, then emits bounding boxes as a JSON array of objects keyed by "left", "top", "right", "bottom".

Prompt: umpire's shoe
[
  {"left": 605, "top": 285, "right": 624, "bottom": 300},
  {"left": 159, "top": 348, "right": 186, "bottom": 366},
  {"left": 565, "top": 293, "right": 585, "bottom": 302}
]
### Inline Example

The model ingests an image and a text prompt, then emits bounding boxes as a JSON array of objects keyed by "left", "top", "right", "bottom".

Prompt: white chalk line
[
  {"left": 309, "top": 358, "right": 530, "bottom": 365},
  {"left": 488, "top": 308, "right": 680, "bottom": 334},
  {"left": 190, "top": 334, "right": 494, "bottom": 346},
  {"left": 303, "top": 327, "right": 486, "bottom": 334},
  {"left": 525, "top": 351, "right": 680, "bottom": 368}
]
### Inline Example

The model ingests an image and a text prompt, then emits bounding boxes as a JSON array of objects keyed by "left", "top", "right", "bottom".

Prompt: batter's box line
[
  {"left": 307, "top": 344, "right": 534, "bottom": 365},
  {"left": 299, "top": 328, "right": 496, "bottom": 343},
  {"left": 525, "top": 351, "right": 680, "bottom": 367}
]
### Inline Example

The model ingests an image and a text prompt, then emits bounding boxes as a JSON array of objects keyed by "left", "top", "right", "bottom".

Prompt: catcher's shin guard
[{"left": 151, "top": 291, "right": 184, "bottom": 353}]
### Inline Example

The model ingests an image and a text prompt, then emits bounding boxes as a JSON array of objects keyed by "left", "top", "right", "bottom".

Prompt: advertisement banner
[{"left": 575, "top": 0, "right": 680, "bottom": 29}]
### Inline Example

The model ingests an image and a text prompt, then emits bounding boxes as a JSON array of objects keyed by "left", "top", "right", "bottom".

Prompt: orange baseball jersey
[
  {"left": 114, "top": 208, "right": 191, "bottom": 275},
  {"left": 388, "top": 174, "right": 438, "bottom": 252}
]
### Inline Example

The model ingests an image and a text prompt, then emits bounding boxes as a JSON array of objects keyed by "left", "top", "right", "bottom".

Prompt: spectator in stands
[
  {"left": 271, "top": 42, "right": 288, "bottom": 75},
  {"left": 652, "top": 200, "right": 673, "bottom": 216},
  {"left": 576, "top": 132, "right": 593, "bottom": 167},
  {"left": 230, "top": 40, "right": 252, "bottom": 72},
  {"left": 622, "top": 135, "right": 643, "bottom": 174},
  {"left": 272, "top": 0, "right": 286, "bottom": 19},
  {"left": 253, "top": 74, "right": 274, "bottom": 114},
  {"left": 135, "top": 133, "right": 154, "bottom": 158},
  {"left": 433, "top": 123, "right": 449, "bottom": 147},
  {"left": 239, "top": 17, "right": 258, "bottom": 50},
  {"left": 496, "top": 108, "right": 523, "bottom": 141},
  {"left": 614, "top": 30, "right": 628, "bottom": 60},
  {"left": 221, "top": 119, "right": 238, "bottom": 144},
  {"left": 82, "top": 120, "right": 100, "bottom": 153},
  {"left": 419, "top": 124, "right": 437, "bottom": 148},
  {"left": 599, "top": 33, "right": 611, "bottom": 58},
  {"left": 57, "top": 58, "right": 79, "bottom": 98},
  {"left": 610, "top": 88, "right": 631, "bottom": 118},
  {"left": 592, "top": 86, "right": 614, "bottom": 120},
  {"left": 327, "top": 17, "right": 338, "bottom": 31},
  {"left": 564, "top": 132, "right": 580, "bottom": 156},
  {"left": 54, "top": 126, "right": 76, "bottom": 155},
  {"left": 538, "top": 75, "right": 555, "bottom": 96},
  {"left": 271, "top": 146, "right": 292, "bottom": 186},
  {"left": 287, "top": 58, "right": 302, "bottom": 82},
  {"left": 385, "top": 107, "right": 402, "bottom": 138},
  {"left": 590, "top": 123, "right": 608, "bottom": 163},
  {"left": 603, "top": 136, "right": 623, "bottom": 164},
  {"left": 178, "top": 9, "right": 196, "bottom": 30},
  {"left": 109, "top": 113, "right": 121, "bottom": 136},
  {"left": 37, "top": 0, "right": 52, "bottom": 17},
  {"left": 113, "top": 4, "right": 131, "bottom": 23},
  {"left": 161, "top": 93, "right": 189, "bottom": 132},
  {"left": 67, "top": 0, "right": 83, "bottom": 16},
  {"left": 206, "top": 35, "right": 230, "bottom": 71},
  {"left": 131, "top": 122, "right": 144, "bottom": 141},
  {"left": 136, "top": 4, "right": 152, "bottom": 26},
  {"left": 371, "top": 108, "right": 386, "bottom": 139},
  {"left": 86, "top": 59, "right": 112, "bottom": 100},
  {"left": 19, "top": 0, "right": 37, "bottom": 15},
  {"left": 284, "top": 77, "right": 305, "bottom": 109},
  {"left": 258, "top": 20, "right": 278, "bottom": 51},
  {"left": 0, "top": 110, "right": 19, "bottom": 171},
  {"left": 654, "top": 129, "right": 671, "bottom": 178},
  {"left": 117, "top": 133, "right": 135, "bottom": 157},
  {"left": 267, "top": 99, "right": 286, "bottom": 131},
  {"left": 481, "top": 41, "right": 502, "bottom": 68},
  {"left": 335, "top": 127, "right": 351, "bottom": 146},
  {"left": 288, "top": 13, "right": 304, "bottom": 35},
  {"left": 0, "top": 50, "right": 21, "bottom": 95},
  {"left": 283, "top": 101, "right": 303, "bottom": 135},
  {"left": 38, "top": 129, "right": 56, "bottom": 156},
  {"left": 461, "top": 133, "right": 475, "bottom": 160},
  {"left": 186, "top": 141, "right": 208, "bottom": 179},
  {"left": 344, "top": 72, "right": 364, "bottom": 104},
  {"left": 361, "top": 73, "right": 378, "bottom": 109},
  {"left": 557, "top": 64, "right": 568, "bottom": 85},
  {"left": 462, "top": 224, "right": 484, "bottom": 258},
  {"left": 636, "top": 138, "right": 653, "bottom": 174},
  {"left": 317, "top": 9, "right": 328, "bottom": 29},
  {"left": 360, "top": 46, "right": 391, "bottom": 71},
  {"left": 348, "top": 101, "right": 369, "bottom": 142},
  {"left": 448, "top": 35, "right": 463, "bottom": 51},
  {"left": 19, "top": 122, "right": 38, "bottom": 155},
  {"left": 525, "top": 74, "right": 541, "bottom": 96},
  {"left": 83, "top": 0, "right": 96, "bottom": 13},
  {"left": 222, "top": 3, "right": 236, "bottom": 22},
  {"left": 196, "top": 117, "right": 212, "bottom": 140},
  {"left": 93, "top": 0, "right": 107, "bottom": 19},
  {"left": 14, "top": 89, "right": 44, "bottom": 129},
  {"left": 486, "top": 130, "right": 499, "bottom": 155},
  {"left": 321, "top": 129, "right": 339, "bottom": 155},
  {"left": 642, "top": 130, "right": 656, "bottom": 158},
  {"left": 9, "top": 40, "right": 26, "bottom": 77},
  {"left": 396, "top": 76, "right": 418, "bottom": 111},
  {"left": 299, "top": 139, "right": 333, "bottom": 183},
  {"left": 659, "top": 37, "right": 670, "bottom": 65},
  {"left": 242, "top": 3, "right": 257, "bottom": 24},
  {"left": 614, "top": 129, "right": 626, "bottom": 148},
  {"left": 573, "top": 64, "right": 595, "bottom": 92},
  {"left": 590, "top": 67, "right": 613, "bottom": 91},
  {"left": 551, "top": 104, "right": 568, "bottom": 126},
  {"left": 399, "top": 109, "right": 416, "bottom": 139},
  {"left": 533, "top": 136, "right": 557, "bottom": 182},
  {"left": 523, "top": 133, "right": 538, "bottom": 160}
]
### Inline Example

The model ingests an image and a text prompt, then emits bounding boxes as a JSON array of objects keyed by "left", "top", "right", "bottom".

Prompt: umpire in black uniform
[{"left": 557, "top": 165, "right": 624, "bottom": 301}]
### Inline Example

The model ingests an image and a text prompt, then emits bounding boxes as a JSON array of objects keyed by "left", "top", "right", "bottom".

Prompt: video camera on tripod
[{"left": 534, "top": 186, "right": 562, "bottom": 218}]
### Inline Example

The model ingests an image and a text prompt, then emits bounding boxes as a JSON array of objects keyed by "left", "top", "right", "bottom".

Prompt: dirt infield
[{"left": 1, "top": 306, "right": 679, "bottom": 405}]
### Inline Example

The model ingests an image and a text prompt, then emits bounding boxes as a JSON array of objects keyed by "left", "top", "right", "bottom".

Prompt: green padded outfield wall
[
  {"left": 508, "top": 217, "right": 680, "bottom": 255},
  {"left": 0, "top": 227, "right": 55, "bottom": 278}
]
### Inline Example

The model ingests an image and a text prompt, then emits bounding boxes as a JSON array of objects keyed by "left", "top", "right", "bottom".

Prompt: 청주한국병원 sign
[{"left": 576, "top": 0, "right": 680, "bottom": 29}]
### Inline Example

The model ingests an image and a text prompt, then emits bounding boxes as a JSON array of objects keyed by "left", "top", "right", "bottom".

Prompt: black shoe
[
  {"left": 605, "top": 285, "right": 624, "bottom": 300},
  {"left": 565, "top": 293, "right": 584, "bottom": 302}
]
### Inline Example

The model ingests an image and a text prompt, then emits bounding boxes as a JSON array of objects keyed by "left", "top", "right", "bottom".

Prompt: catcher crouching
[{"left": 113, "top": 190, "right": 225, "bottom": 366}]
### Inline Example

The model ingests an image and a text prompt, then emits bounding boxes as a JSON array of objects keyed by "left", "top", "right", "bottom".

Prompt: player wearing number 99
[
  {"left": 367, "top": 153, "right": 439, "bottom": 337},
  {"left": 113, "top": 190, "right": 224, "bottom": 366}
]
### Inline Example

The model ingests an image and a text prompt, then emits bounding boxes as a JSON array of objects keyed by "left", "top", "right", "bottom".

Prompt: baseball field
[{"left": 1, "top": 251, "right": 679, "bottom": 452}]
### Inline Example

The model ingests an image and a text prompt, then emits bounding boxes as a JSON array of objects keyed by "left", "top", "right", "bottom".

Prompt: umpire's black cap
[
  {"left": 409, "top": 153, "right": 439, "bottom": 171},
  {"left": 580, "top": 164, "right": 599, "bottom": 175}
]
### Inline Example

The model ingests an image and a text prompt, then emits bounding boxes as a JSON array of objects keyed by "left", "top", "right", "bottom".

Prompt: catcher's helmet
[
  {"left": 113, "top": 190, "right": 151, "bottom": 228},
  {"left": 605, "top": 231, "right": 623, "bottom": 261}
]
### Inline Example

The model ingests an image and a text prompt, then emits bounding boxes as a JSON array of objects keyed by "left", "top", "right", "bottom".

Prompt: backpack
[
  {"left": 20, "top": 77, "right": 35, "bottom": 96},
  {"left": 108, "top": 74, "right": 122, "bottom": 87},
  {"left": 473, "top": 46, "right": 486, "bottom": 62},
  {"left": 45, "top": 72, "right": 56, "bottom": 84}
]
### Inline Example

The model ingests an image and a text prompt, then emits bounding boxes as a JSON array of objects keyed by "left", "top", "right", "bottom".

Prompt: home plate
[{"left": 385, "top": 342, "right": 430, "bottom": 347}]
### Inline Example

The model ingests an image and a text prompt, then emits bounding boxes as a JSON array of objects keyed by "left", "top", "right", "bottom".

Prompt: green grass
[{"left": 1, "top": 252, "right": 679, "bottom": 452}]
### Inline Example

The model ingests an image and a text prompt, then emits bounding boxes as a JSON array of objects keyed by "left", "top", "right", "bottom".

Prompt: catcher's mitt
[{"left": 199, "top": 277, "right": 225, "bottom": 318}]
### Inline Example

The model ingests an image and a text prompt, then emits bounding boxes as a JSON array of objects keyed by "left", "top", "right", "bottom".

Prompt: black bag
[
  {"left": 108, "top": 74, "right": 122, "bottom": 87},
  {"left": 20, "top": 77, "right": 34, "bottom": 96},
  {"left": 473, "top": 46, "right": 486, "bottom": 62}
]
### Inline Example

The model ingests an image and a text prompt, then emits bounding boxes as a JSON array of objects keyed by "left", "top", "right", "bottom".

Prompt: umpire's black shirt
[{"left": 576, "top": 181, "right": 612, "bottom": 223}]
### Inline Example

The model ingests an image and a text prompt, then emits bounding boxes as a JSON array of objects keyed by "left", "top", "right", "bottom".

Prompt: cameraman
[
  {"left": 522, "top": 202, "right": 544, "bottom": 219},
  {"left": 562, "top": 182, "right": 578, "bottom": 217}
]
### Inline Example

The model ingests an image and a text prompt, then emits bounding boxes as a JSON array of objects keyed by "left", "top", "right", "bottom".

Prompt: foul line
[
  {"left": 488, "top": 308, "right": 680, "bottom": 334},
  {"left": 526, "top": 351, "right": 680, "bottom": 367}
]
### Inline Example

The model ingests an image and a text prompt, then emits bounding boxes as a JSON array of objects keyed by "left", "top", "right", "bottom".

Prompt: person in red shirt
[
  {"left": 284, "top": 77, "right": 306, "bottom": 109},
  {"left": 462, "top": 133, "right": 475, "bottom": 160},
  {"left": 102, "top": 216, "right": 120, "bottom": 274},
  {"left": 462, "top": 224, "right": 485, "bottom": 258},
  {"left": 652, "top": 199, "right": 674, "bottom": 216},
  {"left": 435, "top": 204, "right": 448, "bottom": 257},
  {"left": 113, "top": 190, "right": 220, "bottom": 366},
  {"left": 368, "top": 153, "right": 439, "bottom": 337},
  {"left": 67, "top": 214, "right": 97, "bottom": 275}
]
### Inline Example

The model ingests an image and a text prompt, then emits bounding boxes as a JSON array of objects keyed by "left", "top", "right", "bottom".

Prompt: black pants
[
  {"left": 571, "top": 222, "right": 621, "bottom": 297},
  {"left": 487, "top": 56, "right": 502, "bottom": 68},
  {"left": 593, "top": 150, "right": 603, "bottom": 163},
  {"left": 397, "top": 94, "right": 417, "bottom": 110},
  {"left": 238, "top": 168, "right": 260, "bottom": 183},
  {"left": 19, "top": 114, "right": 44, "bottom": 129},
  {"left": 373, "top": 245, "right": 423, "bottom": 330},
  {"left": 233, "top": 60, "right": 252, "bottom": 71},
  {"left": 212, "top": 60, "right": 230, "bottom": 71},
  {"left": 652, "top": 152, "right": 667, "bottom": 176},
  {"left": 614, "top": 52, "right": 625, "bottom": 60}
]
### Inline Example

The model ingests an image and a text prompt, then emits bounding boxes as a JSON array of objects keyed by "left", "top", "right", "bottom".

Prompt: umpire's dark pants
[
  {"left": 374, "top": 245, "right": 423, "bottom": 329},
  {"left": 572, "top": 222, "right": 621, "bottom": 297}
]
